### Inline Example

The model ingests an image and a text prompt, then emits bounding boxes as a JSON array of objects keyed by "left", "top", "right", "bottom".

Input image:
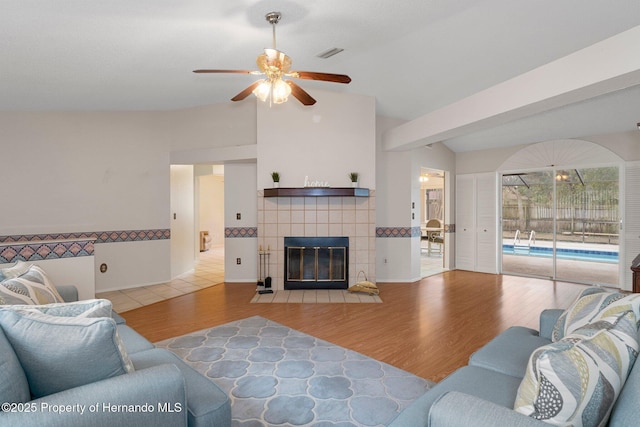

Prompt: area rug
[
  {"left": 251, "top": 290, "right": 382, "bottom": 304},
  {"left": 155, "top": 316, "right": 432, "bottom": 426}
]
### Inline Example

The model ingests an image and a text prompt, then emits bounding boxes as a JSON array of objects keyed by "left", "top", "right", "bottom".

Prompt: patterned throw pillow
[
  {"left": 0, "top": 264, "right": 64, "bottom": 305},
  {"left": 0, "top": 261, "right": 32, "bottom": 280},
  {"left": 514, "top": 311, "right": 639, "bottom": 427},
  {"left": 0, "top": 307, "right": 135, "bottom": 399},
  {"left": 6, "top": 299, "right": 113, "bottom": 318},
  {"left": 552, "top": 287, "right": 640, "bottom": 341}
]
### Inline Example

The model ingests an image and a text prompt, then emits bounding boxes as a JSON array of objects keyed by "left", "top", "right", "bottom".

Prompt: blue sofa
[
  {"left": 388, "top": 307, "right": 640, "bottom": 426},
  {"left": 0, "top": 285, "right": 231, "bottom": 427}
]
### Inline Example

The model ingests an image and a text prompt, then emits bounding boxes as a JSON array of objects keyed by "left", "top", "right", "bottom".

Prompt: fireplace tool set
[{"left": 257, "top": 246, "right": 273, "bottom": 294}]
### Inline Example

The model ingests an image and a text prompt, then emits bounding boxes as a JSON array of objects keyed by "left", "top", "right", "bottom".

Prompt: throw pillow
[
  {"left": 7, "top": 299, "right": 113, "bottom": 318},
  {"left": 514, "top": 311, "right": 639, "bottom": 427},
  {"left": 0, "top": 260, "right": 32, "bottom": 280},
  {"left": 552, "top": 287, "right": 640, "bottom": 341},
  {"left": 0, "top": 308, "right": 135, "bottom": 399},
  {"left": 0, "top": 264, "right": 64, "bottom": 305}
]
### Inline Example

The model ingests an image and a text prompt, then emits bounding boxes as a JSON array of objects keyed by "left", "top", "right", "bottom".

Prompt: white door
[
  {"left": 455, "top": 174, "right": 476, "bottom": 271},
  {"left": 475, "top": 173, "right": 497, "bottom": 274}
]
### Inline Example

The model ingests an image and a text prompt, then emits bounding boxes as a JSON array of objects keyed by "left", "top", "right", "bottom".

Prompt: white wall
[
  {"left": 170, "top": 165, "right": 195, "bottom": 279},
  {"left": 375, "top": 115, "right": 456, "bottom": 282},
  {"left": 0, "top": 104, "right": 255, "bottom": 294},
  {"left": 256, "top": 89, "right": 376, "bottom": 189},
  {"left": 224, "top": 163, "right": 258, "bottom": 282}
]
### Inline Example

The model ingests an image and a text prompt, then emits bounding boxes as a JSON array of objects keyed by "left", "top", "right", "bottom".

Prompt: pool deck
[
  {"left": 501, "top": 239, "right": 620, "bottom": 286},
  {"left": 503, "top": 239, "right": 618, "bottom": 253}
]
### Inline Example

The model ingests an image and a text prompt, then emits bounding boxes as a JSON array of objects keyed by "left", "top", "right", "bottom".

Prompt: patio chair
[{"left": 425, "top": 219, "right": 444, "bottom": 255}]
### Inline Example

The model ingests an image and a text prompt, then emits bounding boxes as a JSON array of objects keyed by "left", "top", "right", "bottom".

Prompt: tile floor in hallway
[
  {"left": 96, "top": 246, "right": 225, "bottom": 313},
  {"left": 421, "top": 240, "right": 446, "bottom": 278}
]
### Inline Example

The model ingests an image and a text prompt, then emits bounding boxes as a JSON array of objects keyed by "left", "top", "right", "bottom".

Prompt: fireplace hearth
[{"left": 284, "top": 236, "right": 348, "bottom": 290}]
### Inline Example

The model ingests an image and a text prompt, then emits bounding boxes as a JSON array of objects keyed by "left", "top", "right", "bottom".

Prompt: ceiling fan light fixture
[
  {"left": 271, "top": 78, "right": 291, "bottom": 104},
  {"left": 194, "top": 11, "right": 350, "bottom": 106},
  {"left": 253, "top": 80, "right": 271, "bottom": 102},
  {"left": 252, "top": 78, "right": 291, "bottom": 104}
]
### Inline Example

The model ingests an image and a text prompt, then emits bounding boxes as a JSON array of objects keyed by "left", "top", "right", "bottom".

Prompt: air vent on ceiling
[{"left": 316, "top": 48, "right": 344, "bottom": 59}]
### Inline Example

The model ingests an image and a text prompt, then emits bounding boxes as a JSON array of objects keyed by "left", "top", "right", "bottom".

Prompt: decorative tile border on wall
[
  {"left": 0, "top": 229, "right": 170, "bottom": 244},
  {"left": 0, "top": 229, "right": 170, "bottom": 263},
  {"left": 225, "top": 227, "right": 258, "bottom": 238},
  {"left": 0, "top": 240, "right": 95, "bottom": 264},
  {"left": 375, "top": 224, "right": 455, "bottom": 238},
  {"left": 376, "top": 227, "right": 421, "bottom": 238}
]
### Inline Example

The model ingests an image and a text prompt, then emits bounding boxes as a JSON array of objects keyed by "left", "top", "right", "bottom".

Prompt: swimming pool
[{"left": 502, "top": 244, "right": 618, "bottom": 264}]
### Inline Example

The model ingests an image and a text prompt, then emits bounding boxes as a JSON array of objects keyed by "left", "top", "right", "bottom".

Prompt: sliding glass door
[
  {"left": 502, "top": 171, "right": 554, "bottom": 278},
  {"left": 501, "top": 167, "right": 619, "bottom": 286},
  {"left": 554, "top": 168, "right": 619, "bottom": 285}
]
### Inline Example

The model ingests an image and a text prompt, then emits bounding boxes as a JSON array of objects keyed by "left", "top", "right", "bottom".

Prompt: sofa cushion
[
  {"left": 117, "top": 324, "right": 155, "bottom": 354},
  {"left": 0, "top": 264, "right": 64, "bottom": 305},
  {"left": 0, "top": 326, "right": 30, "bottom": 405},
  {"left": 130, "top": 348, "right": 232, "bottom": 427},
  {"left": 387, "top": 365, "right": 523, "bottom": 427},
  {"left": 514, "top": 311, "right": 639, "bottom": 427},
  {"left": 469, "top": 326, "right": 551, "bottom": 378},
  {"left": 552, "top": 287, "right": 640, "bottom": 341},
  {"left": 0, "top": 308, "right": 134, "bottom": 398}
]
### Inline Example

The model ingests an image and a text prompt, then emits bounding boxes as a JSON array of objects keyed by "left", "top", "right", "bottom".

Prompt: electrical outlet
[
  {"left": 236, "top": 213, "right": 241, "bottom": 220},
  {"left": 236, "top": 258, "right": 241, "bottom": 265},
  {"left": 384, "top": 258, "right": 388, "bottom": 264}
]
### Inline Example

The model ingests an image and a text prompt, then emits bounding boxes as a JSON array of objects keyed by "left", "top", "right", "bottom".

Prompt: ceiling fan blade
[
  {"left": 288, "top": 71, "right": 351, "bottom": 84},
  {"left": 193, "top": 69, "right": 255, "bottom": 74},
  {"left": 286, "top": 81, "right": 316, "bottom": 106},
  {"left": 231, "top": 81, "right": 262, "bottom": 101}
]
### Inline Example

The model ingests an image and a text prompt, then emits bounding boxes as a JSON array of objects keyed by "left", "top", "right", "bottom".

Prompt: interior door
[{"left": 455, "top": 174, "right": 475, "bottom": 271}]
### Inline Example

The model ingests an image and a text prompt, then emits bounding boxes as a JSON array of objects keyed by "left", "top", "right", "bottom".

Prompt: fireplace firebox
[{"left": 284, "top": 237, "right": 348, "bottom": 290}]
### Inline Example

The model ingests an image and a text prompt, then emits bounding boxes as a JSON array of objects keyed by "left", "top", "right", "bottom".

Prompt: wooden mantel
[{"left": 264, "top": 187, "right": 369, "bottom": 197}]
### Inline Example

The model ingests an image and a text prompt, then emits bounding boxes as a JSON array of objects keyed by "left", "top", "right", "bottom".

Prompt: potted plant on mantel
[
  {"left": 271, "top": 172, "right": 280, "bottom": 188},
  {"left": 349, "top": 172, "right": 359, "bottom": 188}
]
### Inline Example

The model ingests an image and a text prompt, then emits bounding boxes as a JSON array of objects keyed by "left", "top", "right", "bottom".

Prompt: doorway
[
  {"left": 501, "top": 166, "right": 619, "bottom": 286},
  {"left": 195, "top": 165, "right": 225, "bottom": 272},
  {"left": 420, "top": 168, "right": 446, "bottom": 277}
]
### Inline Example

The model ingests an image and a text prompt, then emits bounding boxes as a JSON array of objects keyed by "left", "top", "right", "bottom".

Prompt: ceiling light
[{"left": 252, "top": 78, "right": 292, "bottom": 105}]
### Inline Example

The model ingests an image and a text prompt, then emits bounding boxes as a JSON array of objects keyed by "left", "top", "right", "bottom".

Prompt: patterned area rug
[{"left": 155, "top": 316, "right": 433, "bottom": 426}]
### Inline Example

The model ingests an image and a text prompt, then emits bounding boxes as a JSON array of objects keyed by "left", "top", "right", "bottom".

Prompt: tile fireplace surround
[{"left": 257, "top": 190, "right": 376, "bottom": 292}]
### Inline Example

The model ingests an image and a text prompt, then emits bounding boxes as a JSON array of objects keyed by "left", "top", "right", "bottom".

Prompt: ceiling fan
[{"left": 193, "top": 11, "right": 351, "bottom": 106}]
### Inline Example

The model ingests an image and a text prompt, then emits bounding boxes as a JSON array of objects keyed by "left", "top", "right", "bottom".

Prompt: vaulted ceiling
[{"left": 2, "top": 0, "right": 639, "bottom": 152}]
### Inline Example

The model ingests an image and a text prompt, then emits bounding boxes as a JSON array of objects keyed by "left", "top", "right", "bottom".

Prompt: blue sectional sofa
[
  {"left": 388, "top": 288, "right": 640, "bottom": 427},
  {"left": 0, "top": 285, "right": 231, "bottom": 427}
]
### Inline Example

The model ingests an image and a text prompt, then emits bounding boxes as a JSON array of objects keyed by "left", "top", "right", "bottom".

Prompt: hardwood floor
[{"left": 121, "top": 271, "right": 589, "bottom": 382}]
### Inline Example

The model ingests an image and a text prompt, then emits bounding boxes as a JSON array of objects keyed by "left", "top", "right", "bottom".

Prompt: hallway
[{"left": 96, "top": 246, "right": 224, "bottom": 313}]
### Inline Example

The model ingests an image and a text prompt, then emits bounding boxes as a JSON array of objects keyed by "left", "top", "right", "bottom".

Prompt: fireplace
[{"left": 284, "top": 236, "right": 348, "bottom": 290}]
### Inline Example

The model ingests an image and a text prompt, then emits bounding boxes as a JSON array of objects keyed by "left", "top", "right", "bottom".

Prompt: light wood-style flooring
[{"left": 121, "top": 271, "right": 589, "bottom": 382}]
